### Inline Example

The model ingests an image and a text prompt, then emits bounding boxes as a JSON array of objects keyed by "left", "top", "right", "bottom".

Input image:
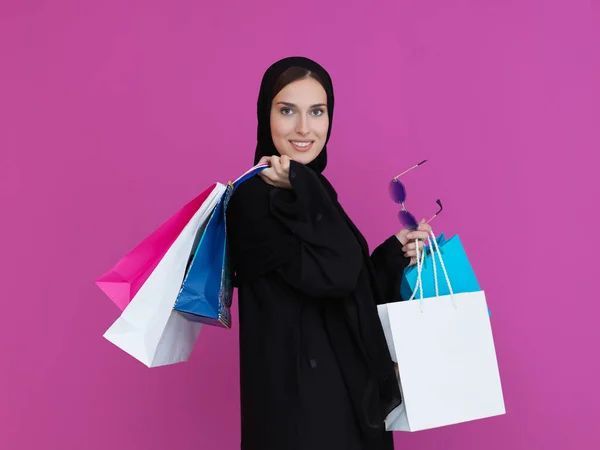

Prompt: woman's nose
[{"left": 296, "top": 116, "right": 309, "bottom": 135}]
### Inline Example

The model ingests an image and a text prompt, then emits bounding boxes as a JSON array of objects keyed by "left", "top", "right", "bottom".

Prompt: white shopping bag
[
  {"left": 103, "top": 183, "right": 227, "bottom": 367},
  {"left": 378, "top": 231, "right": 505, "bottom": 432}
]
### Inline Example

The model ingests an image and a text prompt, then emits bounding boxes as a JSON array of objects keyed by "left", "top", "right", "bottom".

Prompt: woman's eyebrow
[{"left": 276, "top": 101, "right": 327, "bottom": 108}]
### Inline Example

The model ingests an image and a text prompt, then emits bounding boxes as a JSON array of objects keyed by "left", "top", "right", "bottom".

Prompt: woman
[{"left": 226, "top": 56, "right": 431, "bottom": 450}]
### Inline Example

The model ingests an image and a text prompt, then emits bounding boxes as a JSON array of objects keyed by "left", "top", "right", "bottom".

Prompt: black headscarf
[{"left": 253, "top": 56, "right": 333, "bottom": 174}]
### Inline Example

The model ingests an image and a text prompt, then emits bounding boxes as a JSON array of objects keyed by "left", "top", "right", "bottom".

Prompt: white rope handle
[
  {"left": 408, "top": 238, "right": 425, "bottom": 311},
  {"left": 430, "top": 235, "right": 439, "bottom": 298},
  {"left": 407, "top": 237, "right": 432, "bottom": 313},
  {"left": 428, "top": 230, "right": 456, "bottom": 308},
  {"left": 406, "top": 229, "right": 457, "bottom": 310}
]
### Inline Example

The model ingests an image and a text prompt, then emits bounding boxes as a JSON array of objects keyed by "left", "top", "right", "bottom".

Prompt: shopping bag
[
  {"left": 173, "top": 164, "right": 268, "bottom": 327},
  {"left": 401, "top": 233, "right": 480, "bottom": 300},
  {"left": 102, "top": 183, "right": 226, "bottom": 367},
  {"left": 377, "top": 231, "right": 505, "bottom": 432},
  {"left": 95, "top": 184, "right": 218, "bottom": 310}
]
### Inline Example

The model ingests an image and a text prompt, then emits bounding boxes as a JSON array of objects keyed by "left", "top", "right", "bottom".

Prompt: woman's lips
[{"left": 289, "top": 140, "right": 314, "bottom": 152}]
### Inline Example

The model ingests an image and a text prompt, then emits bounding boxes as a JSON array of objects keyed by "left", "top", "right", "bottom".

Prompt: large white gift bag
[{"left": 378, "top": 231, "right": 505, "bottom": 431}]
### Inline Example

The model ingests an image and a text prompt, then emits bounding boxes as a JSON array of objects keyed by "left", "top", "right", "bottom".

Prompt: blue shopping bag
[
  {"left": 401, "top": 233, "right": 482, "bottom": 301},
  {"left": 173, "top": 164, "right": 267, "bottom": 328}
]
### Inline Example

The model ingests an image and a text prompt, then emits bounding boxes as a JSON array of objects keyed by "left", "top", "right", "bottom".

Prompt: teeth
[{"left": 291, "top": 141, "right": 311, "bottom": 147}]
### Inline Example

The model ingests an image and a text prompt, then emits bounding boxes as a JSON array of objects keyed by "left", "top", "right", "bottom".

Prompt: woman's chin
[{"left": 289, "top": 149, "right": 321, "bottom": 165}]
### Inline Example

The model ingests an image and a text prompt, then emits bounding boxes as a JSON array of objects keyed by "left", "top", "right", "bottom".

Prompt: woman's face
[{"left": 270, "top": 77, "right": 329, "bottom": 165}]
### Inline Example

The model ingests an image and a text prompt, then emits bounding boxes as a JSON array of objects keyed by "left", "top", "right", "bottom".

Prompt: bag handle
[
  {"left": 231, "top": 163, "right": 269, "bottom": 188},
  {"left": 429, "top": 230, "right": 455, "bottom": 298},
  {"left": 407, "top": 230, "right": 457, "bottom": 311}
]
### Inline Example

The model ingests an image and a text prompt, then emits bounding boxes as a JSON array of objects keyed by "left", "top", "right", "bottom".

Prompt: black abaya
[{"left": 226, "top": 57, "right": 409, "bottom": 450}]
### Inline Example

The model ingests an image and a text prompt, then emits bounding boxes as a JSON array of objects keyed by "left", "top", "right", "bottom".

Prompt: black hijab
[{"left": 253, "top": 56, "right": 332, "bottom": 174}]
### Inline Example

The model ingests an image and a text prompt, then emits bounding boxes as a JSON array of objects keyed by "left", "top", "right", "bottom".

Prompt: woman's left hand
[{"left": 395, "top": 220, "right": 432, "bottom": 266}]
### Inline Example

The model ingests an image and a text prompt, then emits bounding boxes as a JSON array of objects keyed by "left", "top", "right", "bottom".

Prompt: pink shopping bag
[{"left": 95, "top": 183, "right": 218, "bottom": 310}]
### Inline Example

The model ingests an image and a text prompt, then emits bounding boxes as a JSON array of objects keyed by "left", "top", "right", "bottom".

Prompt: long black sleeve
[{"left": 227, "top": 161, "right": 364, "bottom": 299}]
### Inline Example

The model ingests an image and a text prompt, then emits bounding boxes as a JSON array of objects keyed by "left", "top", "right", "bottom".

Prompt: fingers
[
  {"left": 271, "top": 156, "right": 283, "bottom": 175},
  {"left": 406, "top": 230, "right": 429, "bottom": 241},
  {"left": 280, "top": 154, "right": 291, "bottom": 172},
  {"left": 258, "top": 155, "right": 291, "bottom": 167},
  {"left": 402, "top": 240, "right": 425, "bottom": 257},
  {"left": 271, "top": 156, "right": 291, "bottom": 183},
  {"left": 399, "top": 217, "right": 432, "bottom": 260},
  {"left": 258, "top": 174, "right": 271, "bottom": 186},
  {"left": 258, "top": 156, "right": 271, "bottom": 166},
  {"left": 402, "top": 241, "right": 424, "bottom": 251},
  {"left": 259, "top": 155, "right": 291, "bottom": 179},
  {"left": 258, "top": 156, "right": 291, "bottom": 189},
  {"left": 258, "top": 169, "right": 275, "bottom": 186},
  {"left": 416, "top": 218, "right": 432, "bottom": 232}
]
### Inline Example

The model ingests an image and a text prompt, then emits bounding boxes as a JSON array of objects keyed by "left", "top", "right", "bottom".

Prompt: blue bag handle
[{"left": 230, "top": 163, "right": 269, "bottom": 190}]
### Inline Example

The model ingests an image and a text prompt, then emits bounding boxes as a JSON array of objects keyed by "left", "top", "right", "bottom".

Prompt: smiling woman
[
  {"left": 224, "top": 56, "right": 424, "bottom": 450},
  {"left": 269, "top": 75, "right": 330, "bottom": 165}
]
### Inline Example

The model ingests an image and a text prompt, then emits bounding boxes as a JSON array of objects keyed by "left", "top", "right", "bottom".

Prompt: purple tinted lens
[
  {"left": 398, "top": 210, "right": 418, "bottom": 230},
  {"left": 389, "top": 179, "right": 407, "bottom": 203}
]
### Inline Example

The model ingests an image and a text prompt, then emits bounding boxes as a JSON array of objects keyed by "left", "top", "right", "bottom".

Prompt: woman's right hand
[{"left": 258, "top": 155, "right": 293, "bottom": 189}]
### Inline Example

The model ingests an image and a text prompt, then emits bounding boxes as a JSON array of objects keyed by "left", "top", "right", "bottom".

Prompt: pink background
[{"left": 1, "top": 1, "right": 599, "bottom": 449}]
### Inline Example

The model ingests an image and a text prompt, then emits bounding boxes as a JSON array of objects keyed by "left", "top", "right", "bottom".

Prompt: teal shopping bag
[{"left": 401, "top": 233, "right": 481, "bottom": 300}]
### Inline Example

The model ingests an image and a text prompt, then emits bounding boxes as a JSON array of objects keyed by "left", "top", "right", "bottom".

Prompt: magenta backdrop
[{"left": 1, "top": 1, "right": 599, "bottom": 449}]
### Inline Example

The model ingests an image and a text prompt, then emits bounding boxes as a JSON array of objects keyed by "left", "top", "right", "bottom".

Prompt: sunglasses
[{"left": 389, "top": 159, "right": 443, "bottom": 231}]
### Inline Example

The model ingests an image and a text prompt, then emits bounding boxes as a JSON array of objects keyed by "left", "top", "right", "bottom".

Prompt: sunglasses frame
[{"left": 390, "top": 160, "right": 443, "bottom": 229}]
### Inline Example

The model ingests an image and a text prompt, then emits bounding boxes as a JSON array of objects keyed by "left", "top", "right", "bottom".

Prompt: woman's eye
[
  {"left": 280, "top": 108, "right": 294, "bottom": 115},
  {"left": 311, "top": 108, "right": 324, "bottom": 116}
]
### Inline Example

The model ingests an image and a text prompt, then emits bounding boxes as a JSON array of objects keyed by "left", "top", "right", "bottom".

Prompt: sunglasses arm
[
  {"left": 426, "top": 199, "right": 444, "bottom": 224},
  {"left": 393, "top": 159, "right": 428, "bottom": 180}
]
